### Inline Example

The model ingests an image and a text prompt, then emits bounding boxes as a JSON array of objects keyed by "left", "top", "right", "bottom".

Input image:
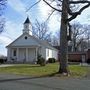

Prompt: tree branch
[
  {"left": 68, "top": 2, "right": 90, "bottom": 22},
  {"left": 43, "top": 0, "right": 62, "bottom": 12},
  {"left": 69, "top": 1, "right": 90, "bottom": 4},
  {"left": 46, "top": 9, "right": 55, "bottom": 21},
  {"left": 26, "top": 0, "right": 41, "bottom": 12}
]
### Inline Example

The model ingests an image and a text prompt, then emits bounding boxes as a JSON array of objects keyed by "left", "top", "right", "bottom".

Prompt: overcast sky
[{"left": 0, "top": 0, "right": 90, "bottom": 55}]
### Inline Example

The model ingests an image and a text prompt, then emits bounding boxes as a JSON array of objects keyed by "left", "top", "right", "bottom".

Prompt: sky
[{"left": 0, "top": 0, "right": 90, "bottom": 56}]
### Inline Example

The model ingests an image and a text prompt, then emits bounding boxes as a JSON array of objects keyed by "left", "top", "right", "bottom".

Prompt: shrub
[
  {"left": 37, "top": 54, "right": 46, "bottom": 66},
  {"left": 0, "top": 58, "right": 7, "bottom": 64},
  {"left": 87, "top": 59, "right": 90, "bottom": 64},
  {"left": 0, "top": 59, "right": 4, "bottom": 64},
  {"left": 48, "top": 58, "right": 56, "bottom": 63}
]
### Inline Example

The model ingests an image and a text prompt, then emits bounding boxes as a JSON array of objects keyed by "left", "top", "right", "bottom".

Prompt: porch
[{"left": 7, "top": 47, "right": 39, "bottom": 63}]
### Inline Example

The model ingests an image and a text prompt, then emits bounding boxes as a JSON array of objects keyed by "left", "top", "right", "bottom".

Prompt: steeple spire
[
  {"left": 23, "top": 17, "right": 32, "bottom": 35},
  {"left": 24, "top": 17, "right": 31, "bottom": 24}
]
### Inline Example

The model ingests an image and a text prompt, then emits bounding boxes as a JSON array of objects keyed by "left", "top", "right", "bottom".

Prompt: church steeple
[
  {"left": 23, "top": 17, "right": 32, "bottom": 35},
  {"left": 24, "top": 17, "right": 30, "bottom": 24}
]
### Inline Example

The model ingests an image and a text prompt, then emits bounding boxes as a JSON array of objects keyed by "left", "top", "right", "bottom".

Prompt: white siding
[
  {"left": 52, "top": 50, "right": 58, "bottom": 60},
  {"left": 11, "top": 34, "right": 40, "bottom": 46},
  {"left": 46, "top": 48, "right": 52, "bottom": 60},
  {"left": 7, "top": 48, "right": 11, "bottom": 61},
  {"left": 46, "top": 48, "right": 58, "bottom": 61},
  {"left": 40, "top": 47, "right": 46, "bottom": 59}
]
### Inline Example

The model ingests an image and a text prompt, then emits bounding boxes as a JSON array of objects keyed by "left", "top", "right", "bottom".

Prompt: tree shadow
[
  {"left": 0, "top": 72, "right": 58, "bottom": 83},
  {"left": 0, "top": 76, "right": 38, "bottom": 83},
  {"left": 0, "top": 73, "right": 64, "bottom": 90}
]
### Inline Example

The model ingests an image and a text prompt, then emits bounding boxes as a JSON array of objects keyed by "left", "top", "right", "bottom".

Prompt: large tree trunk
[
  {"left": 58, "top": 0, "right": 69, "bottom": 74},
  {"left": 42, "top": 0, "right": 90, "bottom": 75}
]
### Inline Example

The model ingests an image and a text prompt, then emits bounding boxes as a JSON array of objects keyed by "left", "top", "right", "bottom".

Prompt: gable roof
[
  {"left": 6, "top": 33, "right": 58, "bottom": 51},
  {"left": 6, "top": 33, "right": 40, "bottom": 47}
]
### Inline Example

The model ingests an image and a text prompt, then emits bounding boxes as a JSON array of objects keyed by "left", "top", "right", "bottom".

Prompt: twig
[{"left": 26, "top": 0, "right": 41, "bottom": 12}]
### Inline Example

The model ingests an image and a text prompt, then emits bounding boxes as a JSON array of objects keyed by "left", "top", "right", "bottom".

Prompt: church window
[
  {"left": 25, "top": 36, "right": 27, "bottom": 39},
  {"left": 13, "top": 50, "right": 16, "bottom": 56}
]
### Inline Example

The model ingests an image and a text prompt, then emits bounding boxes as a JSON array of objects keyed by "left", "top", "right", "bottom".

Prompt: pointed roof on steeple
[{"left": 24, "top": 17, "right": 31, "bottom": 24}]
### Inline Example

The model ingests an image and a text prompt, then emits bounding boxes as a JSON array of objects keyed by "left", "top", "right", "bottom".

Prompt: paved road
[{"left": 0, "top": 74, "right": 90, "bottom": 90}]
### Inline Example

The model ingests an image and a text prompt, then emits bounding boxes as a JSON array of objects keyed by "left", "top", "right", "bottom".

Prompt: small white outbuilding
[{"left": 6, "top": 17, "right": 58, "bottom": 63}]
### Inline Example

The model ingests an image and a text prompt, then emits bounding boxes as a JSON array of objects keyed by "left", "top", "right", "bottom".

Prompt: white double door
[{"left": 19, "top": 48, "right": 36, "bottom": 62}]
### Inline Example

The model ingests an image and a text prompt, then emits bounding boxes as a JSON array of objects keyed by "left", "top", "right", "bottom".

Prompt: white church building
[{"left": 6, "top": 17, "right": 58, "bottom": 63}]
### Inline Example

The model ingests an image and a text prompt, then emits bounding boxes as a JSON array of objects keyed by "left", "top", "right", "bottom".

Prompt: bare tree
[
  {"left": 51, "top": 31, "right": 60, "bottom": 46},
  {"left": 42, "top": 0, "right": 90, "bottom": 74},
  {"left": 27, "top": 0, "right": 90, "bottom": 74},
  {"left": 0, "top": 0, "right": 7, "bottom": 33},
  {"left": 32, "top": 20, "right": 52, "bottom": 42},
  {"left": 83, "top": 25, "right": 90, "bottom": 48},
  {"left": 73, "top": 24, "right": 90, "bottom": 51},
  {"left": 70, "top": 22, "right": 86, "bottom": 52}
]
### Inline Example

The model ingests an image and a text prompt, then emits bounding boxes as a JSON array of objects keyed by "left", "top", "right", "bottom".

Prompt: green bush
[
  {"left": 48, "top": 58, "right": 56, "bottom": 63},
  {"left": 37, "top": 54, "right": 46, "bottom": 66},
  {"left": 0, "top": 59, "right": 4, "bottom": 64},
  {"left": 87, "top": 59, "right": 90, "bottom": 64},
  {"left": 0, "top": 59, "right": 7, "bottom": 64}
]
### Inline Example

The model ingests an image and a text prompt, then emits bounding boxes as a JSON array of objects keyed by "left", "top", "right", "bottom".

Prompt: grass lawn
[
  {"left": 0, "top": 63, "right": 90, "bottom": 77},
  {"left": 69, "top": 65, "right": 90, "bottom": 77}
]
